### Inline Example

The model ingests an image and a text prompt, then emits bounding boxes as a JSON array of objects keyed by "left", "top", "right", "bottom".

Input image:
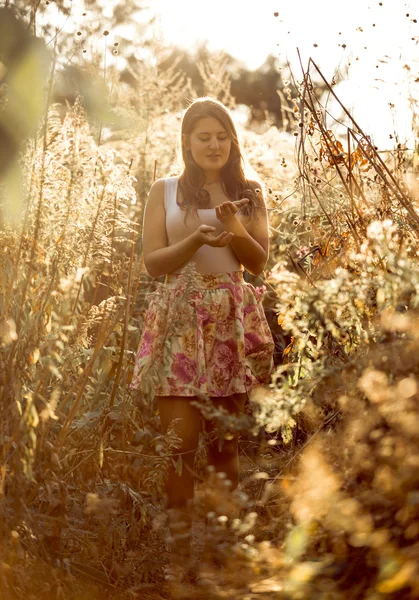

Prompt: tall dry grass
[{"left": 1, "top": 9, "right": 419, "bottom": 599}]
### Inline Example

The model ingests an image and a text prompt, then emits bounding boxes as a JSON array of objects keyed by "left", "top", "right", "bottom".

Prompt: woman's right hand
[{"left": 195, "top": 224, "right": 234, "bottom": 247}]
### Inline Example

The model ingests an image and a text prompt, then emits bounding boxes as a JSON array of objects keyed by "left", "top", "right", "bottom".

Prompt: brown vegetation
[{"left": 1, "top": 3, "right": 419, "bottom": 599}]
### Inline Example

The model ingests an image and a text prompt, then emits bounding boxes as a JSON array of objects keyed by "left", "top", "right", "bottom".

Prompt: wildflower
[
  {"left": 366, "top": 219, "right": 394, "bottom": 241},
  {"left": 296, "top": 246, "right": 309, "bottom": 258},
  {"left": 0, "top": 319, "right": 18, "bottom": 345}
]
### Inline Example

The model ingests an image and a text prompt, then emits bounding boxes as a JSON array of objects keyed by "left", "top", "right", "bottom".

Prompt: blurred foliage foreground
[{"left": 1, "top": 10, "right": 419, "bottom": 600}]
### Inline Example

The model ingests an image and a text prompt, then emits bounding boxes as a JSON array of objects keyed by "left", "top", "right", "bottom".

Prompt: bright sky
[
  {"left": 41, "top": 0, "right": 419, "bottom": 149},
  {"left": 150, "top": 0, "right": 419, "bottom": 148},
  {"left": 150, "top": 0, "right": 417, "bottom": 71}
]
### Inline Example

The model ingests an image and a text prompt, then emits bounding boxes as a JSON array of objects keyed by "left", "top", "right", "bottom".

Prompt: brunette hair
[{"left": 177, "top": 97, "right": 259, "bottom": 223}]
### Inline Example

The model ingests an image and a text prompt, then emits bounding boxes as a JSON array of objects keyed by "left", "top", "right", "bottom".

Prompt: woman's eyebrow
[{"left": 197, "top": 130, "right": 227, "bottom": 135}]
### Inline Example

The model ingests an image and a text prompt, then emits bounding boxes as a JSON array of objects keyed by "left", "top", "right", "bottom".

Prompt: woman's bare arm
[{"left": 215, "top": 182, "right": 269, "bottom": 276}]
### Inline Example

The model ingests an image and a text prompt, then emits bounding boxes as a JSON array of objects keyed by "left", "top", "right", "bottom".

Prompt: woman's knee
[
  {"left": 157, "top": 395, "right": 201, "bottom": 451},
  {"left": 177, "top": 429, "right": 200, "bottom": 455}
]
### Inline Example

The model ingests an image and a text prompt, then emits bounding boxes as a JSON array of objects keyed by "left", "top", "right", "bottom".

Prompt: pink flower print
[
  {"left": 245, "top": 309, "right": 262, "bottom": 330},
  {"left": 171, "top": 353, "right": 197, "bottom": 383},
  {"left": 198, "top": 372, "right": 208, "bottom": 387},
  {"left": 245, "top": 332, "right": 262, "bottom": 353},
  {"left": 218, "top": 283, "right": 242, "bottom": 303},
  {"left": 216, "top": 316, "right": 234, "bottom": 338},
  {"left": 138, "top": 331, "right": 154, "bottom": 358},
  {"left": 229, "top": 272, "right": 242, "bottom": 284},
  {"left": 233, "top": 286, "right": 244, "bottom": 303},
  {"left": 166, "top": 376, "right": 180, "bottom": 393},
  {"left": 244, "top": 303, "right": 257, "bottom": 317},
  {"left": 211, "top": 367, "right": 231, "bottom": 394},
  {"left": 196, "top": 302, "right": 215, "bottom": 327},
  {"left": 213, "top": 339, "right": 238, "bottom": 369}
]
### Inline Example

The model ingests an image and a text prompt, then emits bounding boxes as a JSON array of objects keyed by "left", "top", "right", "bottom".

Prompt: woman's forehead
[{"left": 192, "top": 116, "right": 226, "bottom": 134}]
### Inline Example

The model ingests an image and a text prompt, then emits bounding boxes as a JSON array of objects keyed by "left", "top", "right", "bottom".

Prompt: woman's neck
[{"left": 202, "top": 171, "right": 222, "bottom": 186}]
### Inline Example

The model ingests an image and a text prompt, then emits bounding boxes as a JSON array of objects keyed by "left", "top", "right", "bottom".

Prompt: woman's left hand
[{"left": 215, "top": 198, "right": 249, "bottom": 225}]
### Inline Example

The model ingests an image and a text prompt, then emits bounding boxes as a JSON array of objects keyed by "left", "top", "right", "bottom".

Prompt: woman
[{"left": 130, "top": 97, "right": 274, "bottom": 581}]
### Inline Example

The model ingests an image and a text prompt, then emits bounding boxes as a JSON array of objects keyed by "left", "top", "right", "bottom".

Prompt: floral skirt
[{"left": 130, "top": 269, "right": 275, "bottom": 397}]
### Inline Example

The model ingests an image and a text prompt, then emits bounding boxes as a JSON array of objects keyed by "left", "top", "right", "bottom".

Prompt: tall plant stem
[
  {"left": 307, "top": 55, "right": 419, "bottom": 231},
  {"left": 71, "top": 185, "right": 106, "bottom": 317},
  {"left": 108, "top": 237, "right": 135, "bottom": 408},
  {"left": 56, "top": 306, "right": 124, "bottom": 450}
]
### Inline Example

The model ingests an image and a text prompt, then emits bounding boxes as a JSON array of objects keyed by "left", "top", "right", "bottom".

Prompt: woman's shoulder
[
  {"left": 149, "top": 176, "right": 179, "bottom": 190},
  {"left": 146, "top": 179, "right": 166, "bottom": 207},
  {"left": 147, "top": 176, "right": 180, "bottom": 207},
  {"left": 150, "top": 178, "right": 165, "bottom": 189}
]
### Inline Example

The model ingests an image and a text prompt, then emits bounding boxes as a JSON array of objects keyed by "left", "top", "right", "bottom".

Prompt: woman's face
[{"left": 185, "top": 116, "right": 232, "bottom": 173}]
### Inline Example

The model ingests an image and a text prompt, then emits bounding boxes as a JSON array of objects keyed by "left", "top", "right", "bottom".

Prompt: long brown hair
[{"left": 177, "top": 97, "right": 259, "bottom": 224}]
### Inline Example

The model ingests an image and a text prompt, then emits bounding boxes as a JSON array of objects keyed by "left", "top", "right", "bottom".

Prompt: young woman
[{"left": 130, "top": 97, "right": 275, "bottom": 581}]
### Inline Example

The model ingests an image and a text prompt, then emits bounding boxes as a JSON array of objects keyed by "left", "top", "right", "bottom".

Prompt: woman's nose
[{"left": 209, "top": 137, "right": 220, "bottom": 149}]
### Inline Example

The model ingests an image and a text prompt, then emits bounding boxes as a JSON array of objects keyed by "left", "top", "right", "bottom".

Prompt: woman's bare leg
[
  {"left": 199, "top": 392, "right": 248, "bottom": 574},
  {"left": 156, "top": 395, "right": 201, "bottom": 569},
  {"left": 204, "top": 392, "right": 247, "bottom": 490},
  {"left": 157, "top": 395, "right": 201, "bottom": 507}
]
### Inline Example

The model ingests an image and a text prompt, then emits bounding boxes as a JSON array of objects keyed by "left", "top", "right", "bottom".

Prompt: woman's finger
[
  {"left": 213, "top": 231, "right": 233, "bottom": 245},
  {"left": 233, "top": 198, "right": 249, "bottom": 207},
  {"left": 218, "top": 233, "right": 234, "bottom": 246},
  {"left": 215, "top": 199, "right": 248, "bottom": 221},
  {"left": 219, "top": 202, "right": 233, "bottom": 217},
  {"left": 200, "top": 224, "right": 216, "bottom": 232}
]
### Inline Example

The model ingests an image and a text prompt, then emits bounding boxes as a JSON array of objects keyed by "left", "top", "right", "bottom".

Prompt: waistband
[{"left": 164, "top": 270, "right": 245, "bottom": 289}]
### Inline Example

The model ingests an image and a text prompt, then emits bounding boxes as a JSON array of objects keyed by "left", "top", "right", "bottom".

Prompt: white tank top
[{"left": 164, "top": 176, "right": 243, "bottom": 275}]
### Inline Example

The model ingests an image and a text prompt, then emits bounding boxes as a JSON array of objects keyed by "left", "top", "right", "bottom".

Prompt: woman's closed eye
[{"left": 199, "top": 136, "right": 228, "bottom": 142}]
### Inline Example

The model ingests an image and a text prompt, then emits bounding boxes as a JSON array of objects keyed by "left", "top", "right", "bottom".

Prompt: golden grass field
[{"left": 1, "top": 4, "right": 419, "bottom": 598}]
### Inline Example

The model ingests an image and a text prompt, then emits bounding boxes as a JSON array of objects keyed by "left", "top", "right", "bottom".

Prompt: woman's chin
[{"left": 201, "top": 158, "right": 227, "bottom": 170}]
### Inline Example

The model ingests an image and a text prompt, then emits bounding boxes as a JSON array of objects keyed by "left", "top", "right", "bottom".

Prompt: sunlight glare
[{"left": 150, "top": 0, "right": 418, "bottom": 147}]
